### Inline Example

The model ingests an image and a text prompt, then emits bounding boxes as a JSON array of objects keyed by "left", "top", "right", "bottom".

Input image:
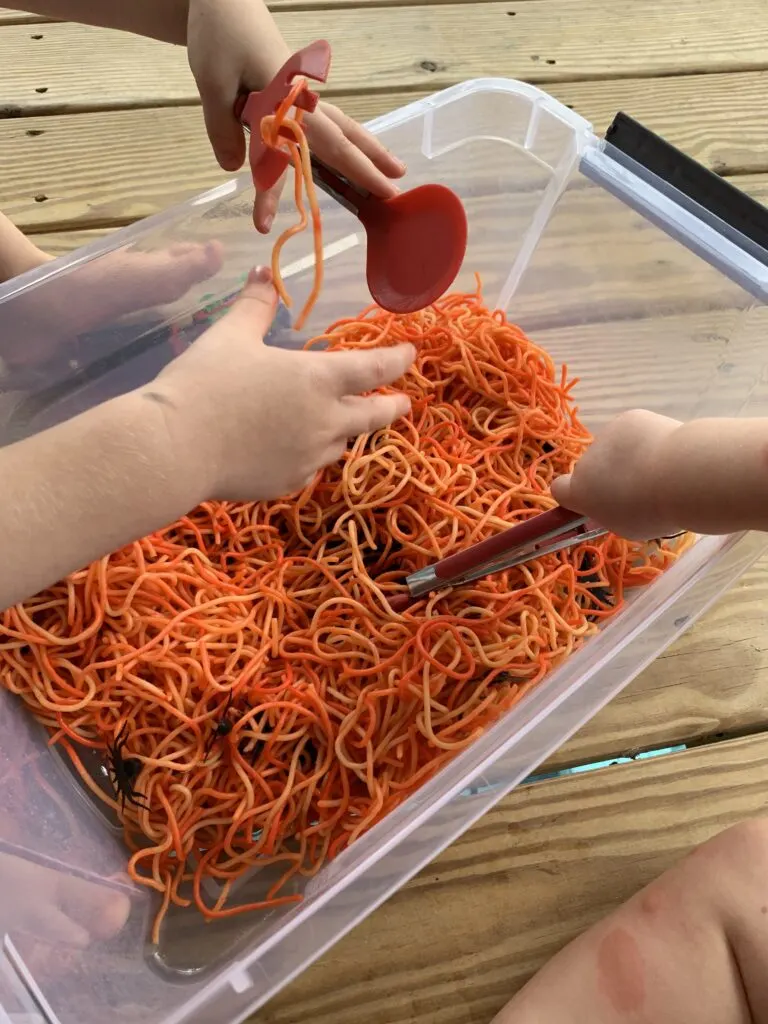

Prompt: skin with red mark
[
  {"left": 595, "top": 927, "right": 646, "bottom": 1015},
  {"left": 491, "top": 821, "right": 768, "bottom": 1024}
]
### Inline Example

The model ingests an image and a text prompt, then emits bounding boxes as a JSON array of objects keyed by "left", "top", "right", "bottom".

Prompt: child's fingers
[
  {"left": 326, "top": 343, "right": 416, "bottom": 397},
  {"left": 318, "top": 103, "right": 407, "bottom": 179},
  {"left": 38, "top": 907, "right": 91, "bottom": 949},
  {"left": 199, "top": 80, "right": 247, "bottom": 173},
  {"left": 307, "top": 114, "right": 401, "bottom": 200},
  {"left": 60, "top": 878, "right": 131, "bottom": 940},
  {"left": 338, "top": 393, "right": 412, "bottom": 438},
  {"left": 550, "top": 474, "right": 574, "bottom": 509},
  {"left": 219, "top": 267, "right": 278, "bottom": 338}
]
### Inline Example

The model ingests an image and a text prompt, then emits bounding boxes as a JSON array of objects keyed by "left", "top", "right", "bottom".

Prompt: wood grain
[
  {"left": 258, "top": 733, "right": 768, "bottom": 1024},
  {"left": 547, "top": 555, "right": 768, "bottom": 770},
  {"left": 4, "top": 69, "right": 768, "bottom": 234},
  {"left": 0, "top": 7, "right": 45, "bottom": 21},
  {"left": 26, "top": 227, "right": 108, "bottom": 253},
  {"left": 1, "top": 0, "right": 767, "bottom": 115},
  {"left": 0, "top": 0, "right": 527, "bottom": 17}
]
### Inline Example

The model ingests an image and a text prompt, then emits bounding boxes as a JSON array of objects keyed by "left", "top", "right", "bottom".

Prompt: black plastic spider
[
  {"left": 577, "top": 551, "right": 614, "bottom": 623},
  {"left": 237, "top": 714, "right": 272, "bottom": 765},
  {"left": 203, "top": 692, "right": 235, "bottom": 760},
  {"left": 106, "top": 723, "right": 149, "bottom": 811}
]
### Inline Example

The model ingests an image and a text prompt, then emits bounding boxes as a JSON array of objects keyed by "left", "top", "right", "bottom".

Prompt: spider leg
[
  {"left": 203, "top": 733, "right": 215, "bottom": 761},
  {"left": 114, "top": 720, "right": 128, "bottom": 749},
  {"left": 127, "top": 791, "right": 150, "bottom": 811}
]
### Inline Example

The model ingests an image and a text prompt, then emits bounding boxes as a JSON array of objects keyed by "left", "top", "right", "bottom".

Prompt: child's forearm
[
  {"left": 0, "top": 391, "right": 201, "bottom": 611},
  {"left": 652, "top": 418, "right": 768, "bottom": 535},
  {"left": 5, "top": 1, "right": 189, "bottom": 44}
]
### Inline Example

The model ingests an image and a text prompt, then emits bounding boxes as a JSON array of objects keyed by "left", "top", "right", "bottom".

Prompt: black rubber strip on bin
[{"left": 605, "top": 111, "right": 768, "bottom": 253}]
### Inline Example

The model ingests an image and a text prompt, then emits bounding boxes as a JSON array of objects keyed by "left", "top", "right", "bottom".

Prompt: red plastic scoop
[
  {"left": 236, "top": 40, "right": 468, "bottom": 313},
  {"left": 309, "top": 157, "right": 467, "bottom": 313}
]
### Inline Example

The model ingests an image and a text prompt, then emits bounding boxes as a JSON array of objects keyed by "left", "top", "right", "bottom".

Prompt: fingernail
[
  {"left": 248, "top": 266, "right": 272, "bottom": 285},
  {"left": 263, "top": 213, "right": 274, "bottom": 231},
  {"left": 395, "top": 394, "right": 412, "bottom": 418}
]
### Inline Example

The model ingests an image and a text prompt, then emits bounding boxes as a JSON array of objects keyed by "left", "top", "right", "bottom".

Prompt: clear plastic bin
[{"left": 1, "top": 78, "right": 767, "bottom": 1024}]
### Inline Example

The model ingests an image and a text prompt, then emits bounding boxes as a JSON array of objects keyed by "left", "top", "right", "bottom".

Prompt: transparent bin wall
[
  {"left": 506, "top": 172, "right": 768, "bottom": 428},
  {"left": 1, "top": 79, "right": 767, "bottom": 1024}
]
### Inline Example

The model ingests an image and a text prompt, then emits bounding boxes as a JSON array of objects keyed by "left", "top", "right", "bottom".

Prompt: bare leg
[{"left": 493, "top": 820, "right": 768, "bottom": 1024}]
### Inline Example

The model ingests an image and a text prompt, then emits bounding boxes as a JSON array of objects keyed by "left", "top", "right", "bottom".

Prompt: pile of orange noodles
[{"left": 0, "top": 92, "right": 687, "bottom": 943}]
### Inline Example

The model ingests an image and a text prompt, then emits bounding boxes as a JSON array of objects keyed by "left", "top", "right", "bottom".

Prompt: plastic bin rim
[{"left": 0, "top": 77, "right": 596, "bottom": 307}]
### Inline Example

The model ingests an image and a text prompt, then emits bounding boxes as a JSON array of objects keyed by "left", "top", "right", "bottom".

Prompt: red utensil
[
  {"left": 388, "top": 507, "right": 608, "bottom": 612},
  {"left": 235, "top": 41, "right": 468, "bottom": 313}
]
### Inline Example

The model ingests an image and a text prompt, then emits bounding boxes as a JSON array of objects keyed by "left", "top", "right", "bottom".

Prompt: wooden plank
[
  {"left": 549, "top": 555, "right": 768, "bottom": 770},
  {"left": 3, "top": 73, "right": 768, "bottom": 233},
  {"left": 259, "top": 733, "right": 768, "bottom": 1024},
  {"left": 0, "top": 1, "right": 767, "bottom": 116},
  {"left": 549, "top": 71, "right": 768, "bottom": 174},
  {"left": 0, "top": 7, "right": 46, "bottom": 21},
  {"left": 0, "top": 0, "right": 529, "bottom": 18},
  {"left": 26, "top": 227, "right": 107, "bottom": 253},
  {"left": 2, "top": 106, "right": 224, "bottom": 231}
]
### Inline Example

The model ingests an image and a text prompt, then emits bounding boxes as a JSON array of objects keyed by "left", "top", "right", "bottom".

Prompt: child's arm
[
  {"left": 551, "top": 408, "right": 768, "bottom": 539},
  {"left": 0, "top": 269, "right": 414, "bottom": 611}
]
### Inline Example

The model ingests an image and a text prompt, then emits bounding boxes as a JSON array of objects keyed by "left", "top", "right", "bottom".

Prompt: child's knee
[
  {"left": 616, "top": 820, "right": 768, "bottom": 943},
  {"left": 683, "top": 819, "right": 768, "bottom": 895}
]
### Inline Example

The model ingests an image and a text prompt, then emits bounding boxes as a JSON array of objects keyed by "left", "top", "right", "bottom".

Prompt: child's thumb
[
  {"left": 224, "top": 267, "right": 279, "bottom": 339},
  {"left": 201, "top": 91, "right": 246, "bottom": 173}
]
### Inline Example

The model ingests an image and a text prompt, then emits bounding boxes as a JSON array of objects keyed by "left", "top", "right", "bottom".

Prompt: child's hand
[
  {"left": 0, "top": 850, "right": 131, "bottom": 953},
  {"left": 252, "top": 101, "right": 407, "bottom": 233},
  {"left": 186, "top": 0, "right": 406, "bottom": 232},
  {"left": 551, "top": 409, "right": 683, "bottom": 540},
  {"left": 148, "top": 267, "right": 415, "bottom": 501}
]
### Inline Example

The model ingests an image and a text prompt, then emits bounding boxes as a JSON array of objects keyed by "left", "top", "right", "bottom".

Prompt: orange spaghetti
[
  {"left": 260, "top": 78, "right": 323, "bottom": 330},
  {"left": 0, "top": 283, "right": 688, "bottom": 943}
]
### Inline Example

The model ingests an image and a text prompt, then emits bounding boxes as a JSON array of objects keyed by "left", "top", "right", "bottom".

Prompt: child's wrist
[
  {"left": 132, "top": 384, "right": 213, "bottom": 511},
  {"left": 645, "top": 421, "right": 688, "bottom": 534},
  {"left": 650, "top": 418, "right": 768, "bottom": 535}
]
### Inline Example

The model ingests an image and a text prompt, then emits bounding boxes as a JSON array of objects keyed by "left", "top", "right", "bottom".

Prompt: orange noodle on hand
[{"left": 259, "top": 77, "right": 323, "bottom": 330}]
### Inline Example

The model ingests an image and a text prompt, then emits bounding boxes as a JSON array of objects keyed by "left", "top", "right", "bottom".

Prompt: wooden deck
[{"left": 3, "top": 2, "right": 768, "bottom": 1020}]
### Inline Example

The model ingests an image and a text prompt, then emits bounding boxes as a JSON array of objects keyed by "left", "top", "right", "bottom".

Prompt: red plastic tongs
[
  {"left": 234, "top": 40, "right": 468, "bottom": 314},
  {"left": 389, "top": 507, "right": 609, "bottom": 611}
]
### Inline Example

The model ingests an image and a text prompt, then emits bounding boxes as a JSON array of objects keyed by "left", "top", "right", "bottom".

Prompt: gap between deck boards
[
  {"left": 541, "top": 720, "right": 768, "bottom": 779},
  {"left": 5, "top": 62, "right": 768, "bottom": 121},
  {"left": 533, "top": 715, "right": 768, "bottom": 784}
]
